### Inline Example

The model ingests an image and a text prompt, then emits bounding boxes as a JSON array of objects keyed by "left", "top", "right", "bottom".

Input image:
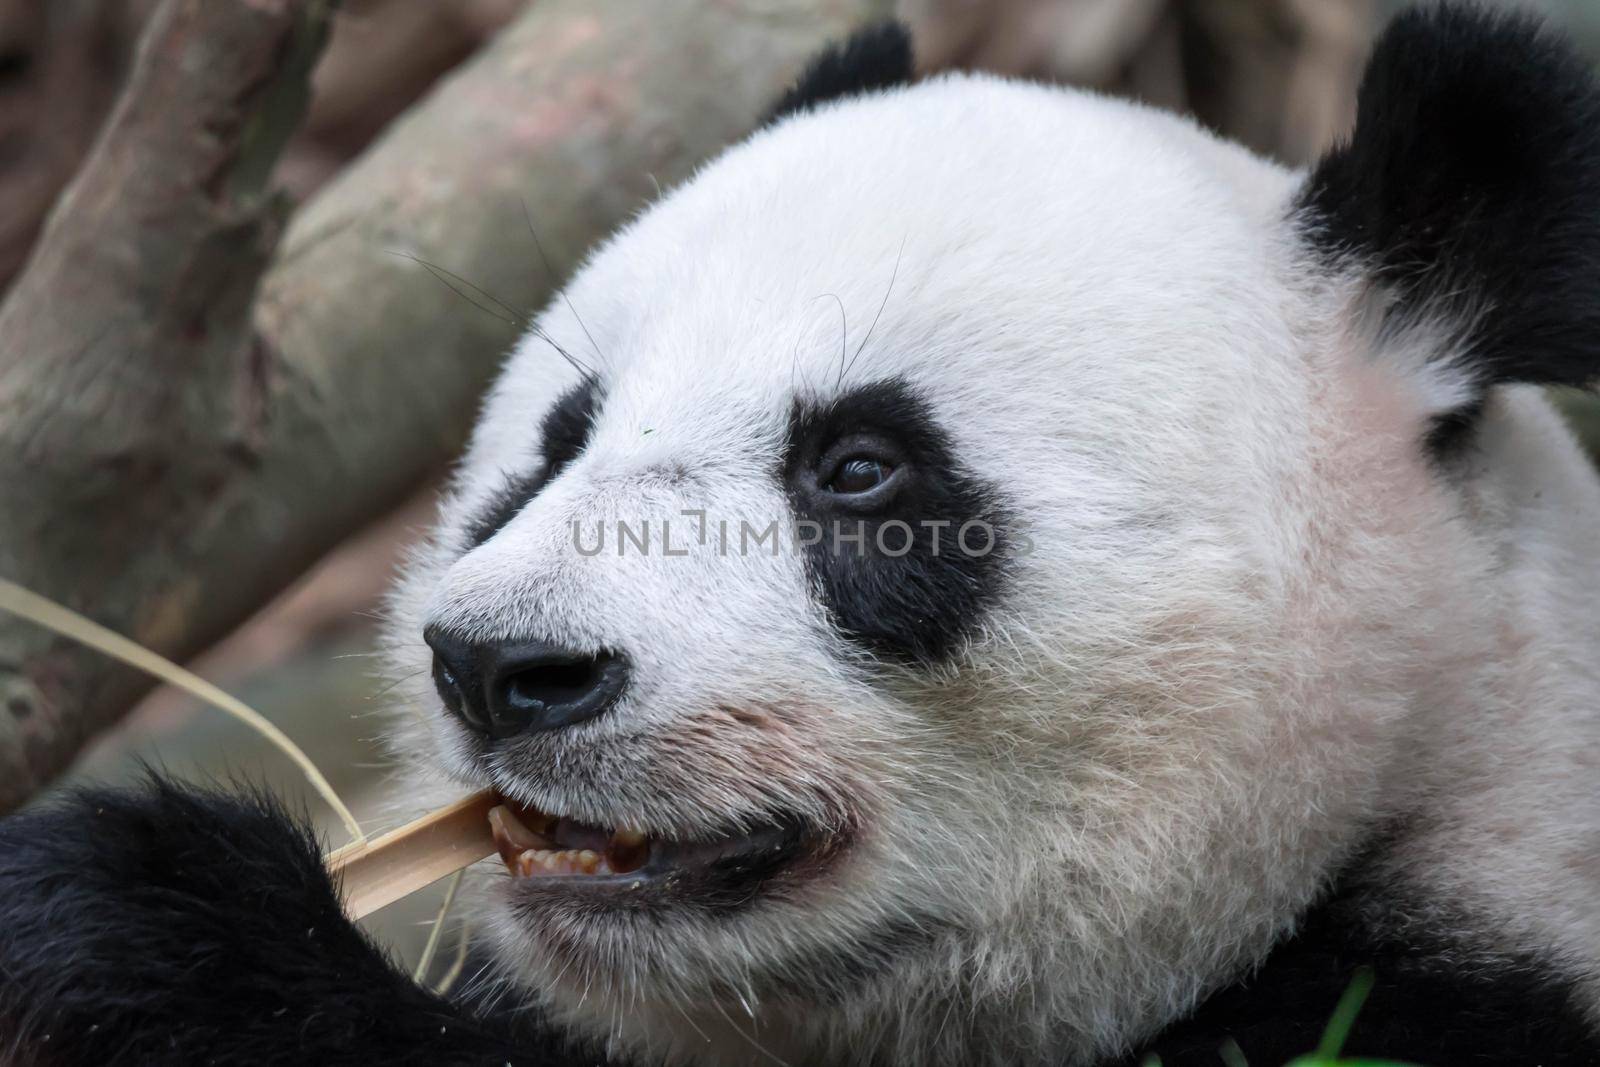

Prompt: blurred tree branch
[
  {"left": 0, "top": 0, "right": 335, "bottom": 812},
  {"left": 905, "top": 0, "right": 1372, "bottom": 164},
  {"left": 0, "top": 1, "right": 535, "bottom": 298},
  {"left": 0, "top": 0, "right": 158, "bottom": 291},
  {"left": 0, "top": 0, "right": 888, "bottom": 812}
]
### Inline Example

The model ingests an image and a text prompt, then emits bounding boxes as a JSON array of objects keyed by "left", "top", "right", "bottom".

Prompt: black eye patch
[
  {"left": 465, "top": 377, "right": 602, "bottom": 548},
  {"left": 783, "top": 378, "right": 1009, "bottom": 664}
]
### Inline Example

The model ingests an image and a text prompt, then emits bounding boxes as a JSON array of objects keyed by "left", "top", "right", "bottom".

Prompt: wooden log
[{"left": 0, "top": 0, "right": 336, "bottom": 811}]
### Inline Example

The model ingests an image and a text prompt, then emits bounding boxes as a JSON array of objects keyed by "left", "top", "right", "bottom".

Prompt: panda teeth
[
  {"left": 515, "top": 848, "right": 614, "bottom": 877},
  {"left": 492, "top": 802, "right": 653, "bottom": 878}
]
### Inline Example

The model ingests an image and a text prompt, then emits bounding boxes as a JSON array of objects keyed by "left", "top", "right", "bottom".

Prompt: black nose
[{"left": 424, "top": 627, "right": 629, "bottom": 739}]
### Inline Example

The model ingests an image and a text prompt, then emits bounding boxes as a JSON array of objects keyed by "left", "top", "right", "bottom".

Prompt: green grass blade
[{"left": 1317, "top": 967, "right": 1376, "bottom": 1057}]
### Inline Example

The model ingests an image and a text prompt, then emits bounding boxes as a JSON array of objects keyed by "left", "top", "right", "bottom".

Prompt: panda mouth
[{"left": 488, "top": 797, "right": 813, "bottom": 888}]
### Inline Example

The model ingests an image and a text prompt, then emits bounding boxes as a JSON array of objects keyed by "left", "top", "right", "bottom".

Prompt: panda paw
[{"left": 0, "top": 776, "right": 585, "bottom": 1066}]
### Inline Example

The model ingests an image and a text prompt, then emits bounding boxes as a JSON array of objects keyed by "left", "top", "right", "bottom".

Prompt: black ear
[
  {"left": 1297, "top": 5, "right": 1600, "bottom": 448},
  {"left": 766, "top": 20, "right": 914, "bottom": 123}
]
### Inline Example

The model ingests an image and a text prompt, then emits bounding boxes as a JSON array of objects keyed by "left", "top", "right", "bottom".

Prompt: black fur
[
  {"left": 0, "top": 777, "right": 597, "bottom": 1066},
  {"left": 1130, "top": 871, "right": 1600, "bottom": 1065},
  {"left": 467, "top": 378, "right": 602, "bottom": 547},
  {"left": 783, "top": 378, "right": 1009, "bottom": 663},
  {"left": 765, "top": 20, "right": 914, "bottom": 123},
  {"left": 1297, "top": 5, "right": 1600, "bottom": 453}
]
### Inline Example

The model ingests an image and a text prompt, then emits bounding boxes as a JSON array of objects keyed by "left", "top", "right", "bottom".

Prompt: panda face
[
  {"left": 383, "top": 75, "right": 1382, "bottom": 1060},
  {"left": 382, "top": 12, "right": 1600, "bottom": 1057}
]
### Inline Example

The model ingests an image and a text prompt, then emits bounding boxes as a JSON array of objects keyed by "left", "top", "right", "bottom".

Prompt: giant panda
[{"left": 5, "top": 5, "right": 1600, "bottom": 1065}]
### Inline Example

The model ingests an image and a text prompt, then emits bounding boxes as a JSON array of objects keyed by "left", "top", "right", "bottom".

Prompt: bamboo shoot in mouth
[{"left": 326, "top": 790, "right": 499, "bottom": 920}]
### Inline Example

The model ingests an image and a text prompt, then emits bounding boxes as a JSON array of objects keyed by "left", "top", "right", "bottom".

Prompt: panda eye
[
  {"left": 826, "top": 456, "right": 893, "bottom": 495},
  {"left": 816, "top": 435, "right": 905, "bottom": 505}
]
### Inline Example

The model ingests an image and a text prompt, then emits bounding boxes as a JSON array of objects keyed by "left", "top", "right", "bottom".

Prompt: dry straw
[
  {"left": 0, "top": 577, "right": 493, "bottom": 991},
  {"left": 0, "top": 576, "right": 367, "bottom": 845}
]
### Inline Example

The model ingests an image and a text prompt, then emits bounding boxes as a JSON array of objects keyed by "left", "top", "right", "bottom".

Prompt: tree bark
[
  {"left": 0, "top": 0, "right": 162, "bottom": 295},
  {"left": 0, "top": 0, "right": 336, "bottom": 810},
  {"left": 0, "top": 0, "right": 889, "bottom": 813}
]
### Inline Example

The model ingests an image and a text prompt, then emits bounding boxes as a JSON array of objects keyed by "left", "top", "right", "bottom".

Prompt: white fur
[{"left": 380, "top": 73, "right": 1600, "bottom": 1065}]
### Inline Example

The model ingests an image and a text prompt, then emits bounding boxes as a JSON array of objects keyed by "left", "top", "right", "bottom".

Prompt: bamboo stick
[{"left": 326, "top": 789, "right": 499, "bottom": 919}]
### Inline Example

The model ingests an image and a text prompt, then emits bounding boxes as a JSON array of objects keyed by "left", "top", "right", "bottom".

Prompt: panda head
[{"left": 386, "top": 10, "right": 1600, "bottom": 1064}]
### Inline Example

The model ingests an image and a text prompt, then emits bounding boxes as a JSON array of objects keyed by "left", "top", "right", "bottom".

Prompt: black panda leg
[
  {"left": 1129, "top": 882, "right": 1600, "bottom": 1067},
  {"left": 0, "top": 776, "right": 604, "bottom": 1066}
]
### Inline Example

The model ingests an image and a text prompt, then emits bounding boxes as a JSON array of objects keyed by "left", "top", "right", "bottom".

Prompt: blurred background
[{"left": 4, "top": 0, "right": 1599, "bottom": 971}]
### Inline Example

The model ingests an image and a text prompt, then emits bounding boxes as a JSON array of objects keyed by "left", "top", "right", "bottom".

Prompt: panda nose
[{"left": 424, "top": 627, "right": 629, "bottom": 739}]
